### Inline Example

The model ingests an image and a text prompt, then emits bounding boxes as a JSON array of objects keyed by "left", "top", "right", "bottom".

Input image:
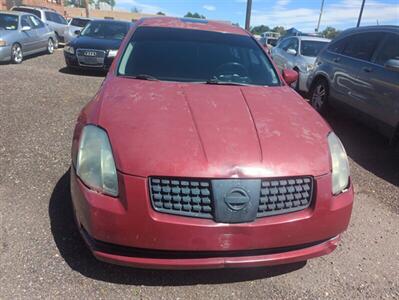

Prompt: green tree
[
  {"left": 322, "top": 26, "right": 340, "bottom": 39},
  {"left": 184, "top": 12, "right": 206, "bottom": 19},
  {"left": 250, "top": 25, "right": 271, "bottom": 35},
  {"left": 157, "top": 11, "right": 165, "bottom": 15},
  {"left": 272, "top": 26, "right": 286, "bottom": 36}
]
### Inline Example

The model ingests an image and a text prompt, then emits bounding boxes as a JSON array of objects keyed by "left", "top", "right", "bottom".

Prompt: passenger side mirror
[
  {"left": 286, "top": 48, "right": 297, "bottom": 56},
  {"left": 74, "top": 30, "right": 81, "bottom": 35},
  {"left": 21, "top": 26, "right": 31, "bottom": 32},
  {"left": 384, "top": 59, "right": 399, "bottom": 72},
  {"left": 282, "top": 69, "right": 298, "bottom": 85}
]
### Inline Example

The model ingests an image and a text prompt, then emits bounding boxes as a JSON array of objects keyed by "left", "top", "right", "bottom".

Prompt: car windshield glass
[
  {"left": 0, "top": 14, "right": 18, "bottom": 30},
  {"left": 300, "top": 40, "right": 329, "bottom": 57},
  {"left": 118, "top": 27, "right": 280, "bottom": 86},
  {"left": 70, "top": 18, "right": 90, "bottom": 27},
  {"left": 80, "top": 21, "right": 129, "bottom": 40}
]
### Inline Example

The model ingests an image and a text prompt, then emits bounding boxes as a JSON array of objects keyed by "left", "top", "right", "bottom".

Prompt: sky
[{"left": 115, "top": 0, "right": 399, "bottom": 32}]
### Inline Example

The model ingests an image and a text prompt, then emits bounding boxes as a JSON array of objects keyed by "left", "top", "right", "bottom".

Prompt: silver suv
[
  {"left": 11, "top": 6, "right": 68, "bottom": 45},
  {"left": 271, "top": 36, "right": 330, "bottom": 92},
  {"left": 307, "top": 26, "right": 399, "bottom": 148}
]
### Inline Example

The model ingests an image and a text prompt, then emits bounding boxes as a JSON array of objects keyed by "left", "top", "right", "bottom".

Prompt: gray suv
[
  {"left": 308, "top": 26, "right": 399, "bottom": 147},
  {"left": 11, "top": 6, "right": 68, "bottom": 44}
]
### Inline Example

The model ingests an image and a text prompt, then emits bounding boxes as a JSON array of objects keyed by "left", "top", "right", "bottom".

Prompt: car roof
[
  {"left": 90, "top": 19, "right": 131, "bottom": 25},
  {"left": 297, "top": 36, "right": 331, "bottom": 42},
  {"left": 137, "top": 17, "right": 248, "bottom": 36},
  {"left": 0, "top": 10, "right": 29, "bottom": 17},
  {"left": 340, "top": 25, "right": 399, "bottom": 35},
  {"left": 12, "top": 5, "right": 56, "bottom": 12}
]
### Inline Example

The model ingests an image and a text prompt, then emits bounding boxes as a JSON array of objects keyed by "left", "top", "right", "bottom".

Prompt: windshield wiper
[
  {"left": 205, "top": 78, "right": 250, "bottom": 86},
  {"left": 129, "top": 74, "right": 159, "bottom": 81}
]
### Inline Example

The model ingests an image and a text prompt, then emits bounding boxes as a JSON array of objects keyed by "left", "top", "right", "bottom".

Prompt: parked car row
[
  {"left": 0, "top": 11, "right": 56, "bottom": 63},
  {"left": 269, "top": 26, "right": 399, "bottom": 150}
]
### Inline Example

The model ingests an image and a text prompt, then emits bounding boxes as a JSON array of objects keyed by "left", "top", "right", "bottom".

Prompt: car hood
[
  {"left": 97, "top": 78, "right": 332, "bottom": 178},
  {"left": 69, "top": 35, "right": 122, "bottom": 50}
]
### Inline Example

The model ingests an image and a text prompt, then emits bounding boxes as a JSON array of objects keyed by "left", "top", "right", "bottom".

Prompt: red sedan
[{"left": 70, "top": 17, "right": 354, "bottom": 269}]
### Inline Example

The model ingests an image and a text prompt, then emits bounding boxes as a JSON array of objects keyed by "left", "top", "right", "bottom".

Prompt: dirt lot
[{"left": 0, "top": 50, "right": 398, "bottom": 299}]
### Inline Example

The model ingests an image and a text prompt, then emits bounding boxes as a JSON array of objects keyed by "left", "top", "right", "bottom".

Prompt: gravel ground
[{"left": 0, "top": 51, "right": 398, "bottom": 299}]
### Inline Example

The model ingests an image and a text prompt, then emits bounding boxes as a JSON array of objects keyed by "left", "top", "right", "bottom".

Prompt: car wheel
[
  {"left": 47, "top": 38, "right": 55, "bottom": 54},
  {"left": 54, "top": 33, "right": 59, "bottom": 49},
  {"left": 11, "top": 43, "right": 23, "bottom": 64},
  {"left": 310, "top": 79, "right": 329, "bottom": 114}
]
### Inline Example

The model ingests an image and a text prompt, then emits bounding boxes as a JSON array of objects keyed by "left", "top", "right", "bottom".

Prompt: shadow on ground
[
  {"left": 59, "top": 67, "right": 107, "bottom": 77},
  {"left": 325, "top": 110, "right": 399, "bottom": 187},
  {"left": 49, "top": 170, "right": 306, "bottom": 285}
]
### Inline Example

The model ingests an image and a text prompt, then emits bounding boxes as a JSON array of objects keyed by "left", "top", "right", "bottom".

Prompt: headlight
[
  {"left": 64, "top": 45, "right": 74, "bottom": 54},
  {"left": 306, "top": 63, "right": 315, "bottom": 73},
  {"left": 107, "top": 49, "right": 118, "bottom": 57},
  {"left": 328, "top": 132, "right": 350, "bottom": 195},
  {"left": 0, "top": 40, "right": 6, "bottom": 47},
  {"left": 76, "top": 125, "right": 118, "bottom": 197}
]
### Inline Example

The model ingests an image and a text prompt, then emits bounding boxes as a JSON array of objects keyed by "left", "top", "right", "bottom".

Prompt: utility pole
[
  {"left": 245, "top": 0, "right": 252, "bottom": 31},
  {"left": 357, "top": 0, "right": 366, "bottom": 27},
  {"left": 315, "top": 0, "right": 325, "bottom": 32}
]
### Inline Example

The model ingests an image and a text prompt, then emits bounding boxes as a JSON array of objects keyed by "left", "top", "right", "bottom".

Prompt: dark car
[
  {"left": 70, "top": 17, "right": 353, "bottom": 269},
  {"left": 64, "top": 19, "right": 131, "bottom": 71},
  {"left": 307, "top": 26, "right": 399, "bottom": 148}
]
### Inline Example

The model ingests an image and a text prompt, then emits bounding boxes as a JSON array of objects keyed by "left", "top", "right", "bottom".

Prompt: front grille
[
  {"left": 149, "top": 176, "right": 314, "bottom": 221},
  {"left": 76, "top": 49, "right": 106, "bottom": 67},
  {"left": 257, "top": 177, "right": 313, "bottom": 217},
  {"left": 149, "top": 178, "right": 213, "bottom": 219}
]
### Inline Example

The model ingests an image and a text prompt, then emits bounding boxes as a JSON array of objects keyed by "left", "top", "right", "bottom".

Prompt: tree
[
  {"left": 272, "top": 26, "right": 286, "bottom": 36},
  {"left": 100, "top": 0, "right": 115, "bottom": 11},
  {"left": 322, "top": 26, "right": 340, "bottom": 39},
  {"left": 184, "top": 12, "right": 206, "bottom": 19},
  {"left": 157, "top": 11, "right": 165, "bottom": 15},
  {"left": 250, "top": 25, "right": 270, "bottom": 35}
]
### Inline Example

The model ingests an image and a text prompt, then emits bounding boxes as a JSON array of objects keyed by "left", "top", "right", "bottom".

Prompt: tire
[
  {"left": 54, "top": 33, "right": 59, "bottom": 49},
  {"left": 47, "top": 38, "right": 55, "bottom": 54},
  {"left": 11, "top": 43, "right": 23, "bottom": 64},
  {"left": 310, "top": 78, "right": 329, "bottom": 114}
]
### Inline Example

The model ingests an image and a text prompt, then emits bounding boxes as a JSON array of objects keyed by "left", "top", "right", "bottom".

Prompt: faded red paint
[{"left": 70, "top": 17, "right": 354, "bottom": 269}]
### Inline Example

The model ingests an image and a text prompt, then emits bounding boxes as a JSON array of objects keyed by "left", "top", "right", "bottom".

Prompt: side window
[
  {"left": 45, "top": 11, "right": 53, "bottom": 22},
  {"left": 328, "top": 38, "right": 347, "bottom": 54},
  {"left": 279, "top": 38, "right": 291, "bottom": 50},
  {"left": 28, "top": 16, "right": 44, "bottom": 28},
  {"left": 342, "top": 32, "right": 383, "bottom": 61},
  {"left": 374, "top": 33, "right": 399, "bottom": 66},
  {"left": 287, "top": 38, "right": 298, "bottom": 51},
  {"left": 21, "top": 16, "right": 31, "bottom": 27},
  {"left": 52, "top": 13, "right": 67, "bottom": 25}
]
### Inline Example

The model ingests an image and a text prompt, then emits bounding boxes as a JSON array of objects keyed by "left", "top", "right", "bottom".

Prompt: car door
[
  {"left": 46, "top": 12, "right": 67, "bottom": 39},
  {"left": 272, "top": 38, "right": 291, "bottom": 71},
  {"left": 19, "top": 15, "right": 37, "bottom": 54},
  {"left": 282, "top": 37, "right": 299, "bottom": 70},
  {"left": 29, "top": 15, "right": 48, "bottom": 49},
  {"left": 363, "top": 32, "right": 399, "bottom": 136},
  {"left": 338, "top": 32, "right": 386, "bottom": 118}
]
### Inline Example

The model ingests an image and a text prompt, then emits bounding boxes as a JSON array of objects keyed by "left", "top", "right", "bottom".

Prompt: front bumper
[
  {"left": 0, "top": 45, "right": 11, "bottom": 62},
  {"left": 64, "top": 51, "right": 113, "bottom": 71},
  {"left": 71, "top": 169, "right": 354, "bottom": 269}
]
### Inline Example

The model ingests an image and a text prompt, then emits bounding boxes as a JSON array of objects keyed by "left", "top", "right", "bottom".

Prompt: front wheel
[
  {"left": 310, "top": 79, "right": 329, "bottom": 114},
  {"left": 11, "top": 44, "right": 23, "bottom": 64},
  {"left": 47, "top": 38, "right": 55, "bottom": 54}
]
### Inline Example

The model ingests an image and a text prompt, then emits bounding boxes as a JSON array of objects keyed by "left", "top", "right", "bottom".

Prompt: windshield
[
  {"left": 118, "top": 27, "right": 280, "bottom": 86},
  {"left": 70, "top": 18, "right": 90, "bottom": 28},
  {"left": 80, "top": 21, "right": 129, "bottom": 40},
  {"left": 301, "top": 40, "right": 329, "bottom": 57},
  {"left": 0, "top": 14, "right": 18, "bottom": 30}
]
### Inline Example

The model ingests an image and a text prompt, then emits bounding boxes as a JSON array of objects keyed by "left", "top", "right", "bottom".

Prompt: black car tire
[
  {"left": 310, "top": 78, "right": 329, "bottom": 115},
  {"left": 11, "top": 43, "right": 23, "bottom": 64},
  {"left": 47, "top": 38, "right": 55, "bottom": 54}
]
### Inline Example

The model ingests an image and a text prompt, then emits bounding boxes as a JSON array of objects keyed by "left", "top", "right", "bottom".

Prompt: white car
[{"left": 271, "top": 35, "right": 330, "bottom": 92}]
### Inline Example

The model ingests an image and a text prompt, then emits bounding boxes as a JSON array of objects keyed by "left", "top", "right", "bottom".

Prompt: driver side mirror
[
  {"left": 384, "top": 59, "right": 399, "bottom": 72},
  {"left": 282, "top": 69, "right": 298, "bottom": 85},
  {"left": 74, "top": 30, "right": 81, "bottom": 35},
  {"left": 21, "top": 26, "right": 31, "bottom": 32},
  {"left": 286, "top": 48, "right": 297, "bottom": 56}
]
